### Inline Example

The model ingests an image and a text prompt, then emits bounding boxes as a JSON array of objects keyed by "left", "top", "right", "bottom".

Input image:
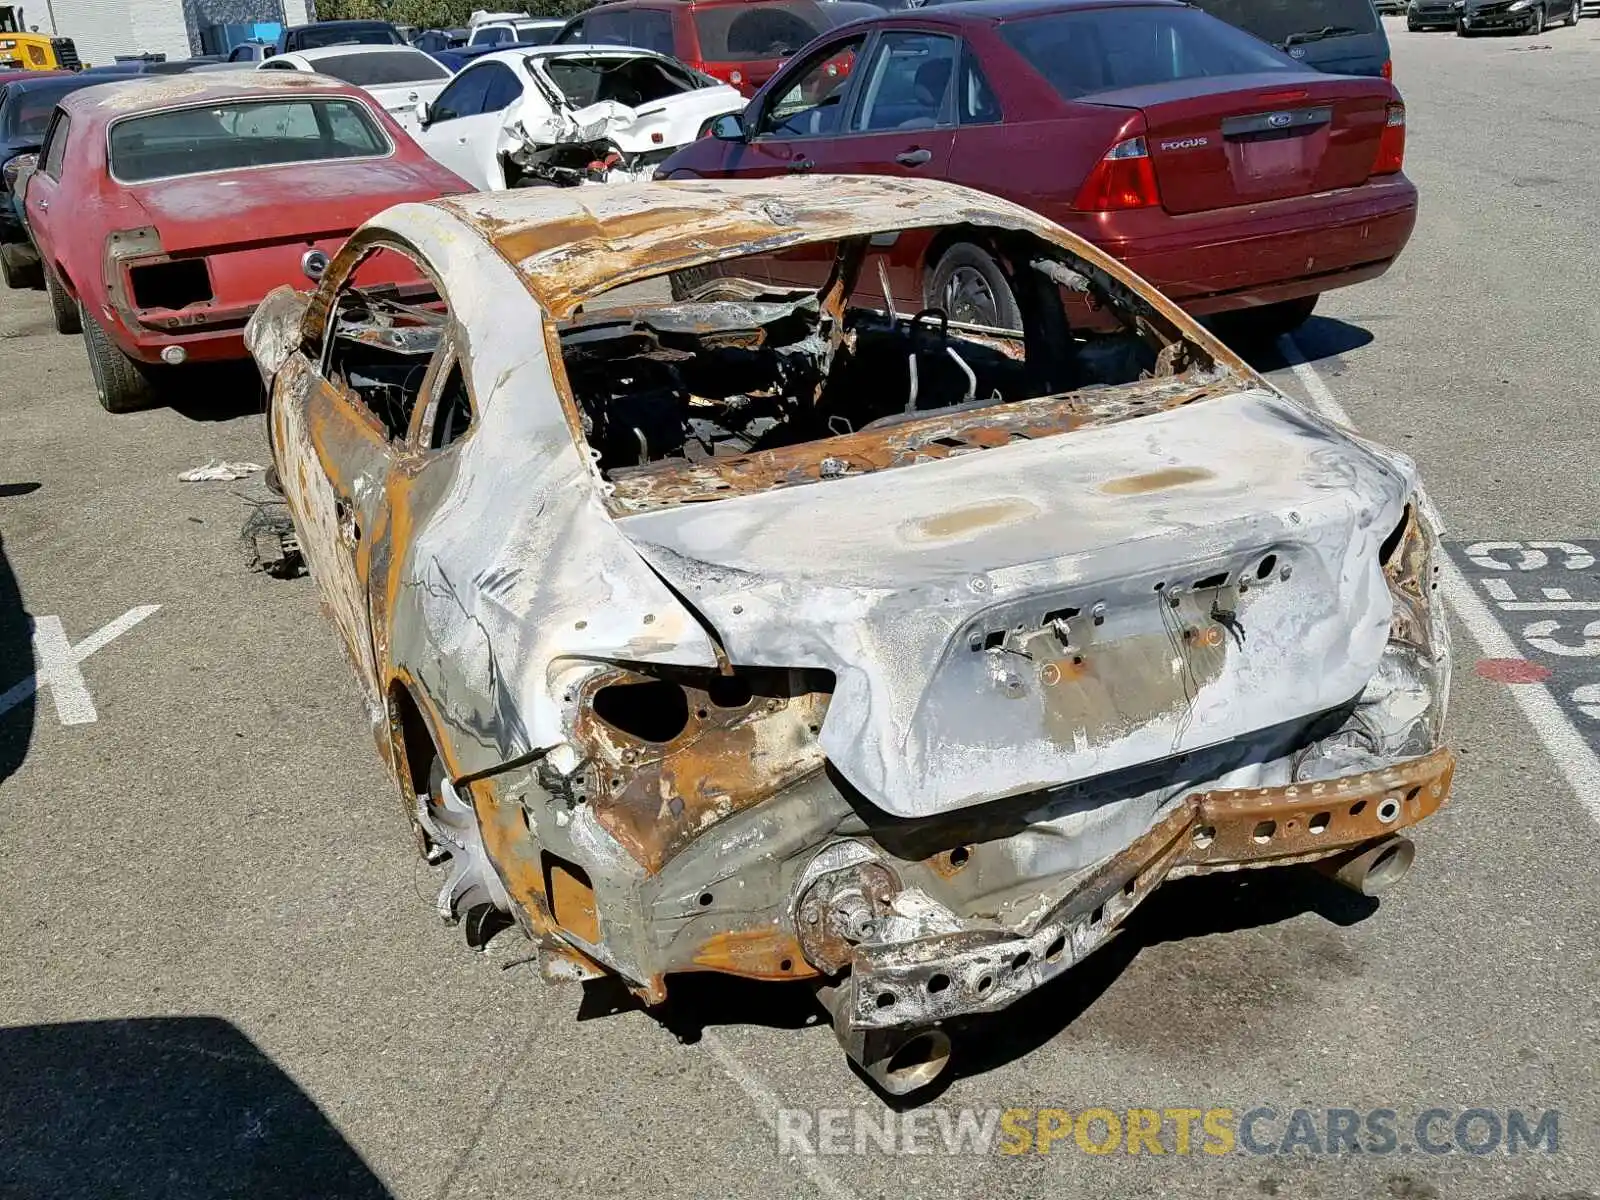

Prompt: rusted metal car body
[{"left": 247, "top": 176, "right": 1452, "bottom": 1095}]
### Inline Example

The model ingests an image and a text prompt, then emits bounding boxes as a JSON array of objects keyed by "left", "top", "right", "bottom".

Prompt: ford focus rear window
[
  {"left": 1188, "top": 0, "right": 1379, "bottom": 46},
  {"left": 109, "top": 98, "right": 390, "bottom": 183},
  {"left": 1001, "top": 5, "right": 1301, "bottom": 101},
  {"left": 693, "top": 1, "right": 828, "bottom": 62},
  {"left": 312, "top": 49, "right": 449, "bottom": 84}
]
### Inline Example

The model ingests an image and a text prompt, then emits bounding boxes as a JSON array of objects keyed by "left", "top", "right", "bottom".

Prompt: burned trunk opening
[{"left": 555, "top": 229, "right": 1227, "bottom": 510}]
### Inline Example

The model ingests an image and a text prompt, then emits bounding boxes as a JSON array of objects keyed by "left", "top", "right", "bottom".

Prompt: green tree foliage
[{"left": 317, "top": 0, "right": 592, "bottom": 28}]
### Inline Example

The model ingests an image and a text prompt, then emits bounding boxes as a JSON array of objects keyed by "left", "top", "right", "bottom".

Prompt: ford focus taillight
[
  {"left": 1073, "top": 136, "right": 1161, "bottom": 212},
  {"left": 1372, "top": 102, "right": 1406, "bottom": 176}
]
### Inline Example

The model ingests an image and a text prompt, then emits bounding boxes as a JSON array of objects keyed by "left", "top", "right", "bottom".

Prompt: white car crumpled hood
[{"left": 614, "top": 388, "right": 1415, "bottom": 820}]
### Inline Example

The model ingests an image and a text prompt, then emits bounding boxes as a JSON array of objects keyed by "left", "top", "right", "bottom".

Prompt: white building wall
[
  {"left": 47, "top": 0, "right": 190, "bottom": 63},
  {"left": 45, "top": 0, "right": 137, "bottom": 66},
  {"left": 129, "top": 0, "right": 193, "bottom": 57}
]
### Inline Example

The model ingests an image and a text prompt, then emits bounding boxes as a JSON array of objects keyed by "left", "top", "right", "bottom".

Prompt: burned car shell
[{"left": 248, "top": 176, "right": 1452, "bottom": 1093}]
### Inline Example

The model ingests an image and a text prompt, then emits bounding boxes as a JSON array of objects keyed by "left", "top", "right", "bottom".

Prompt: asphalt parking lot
[{"left": 3, "top": 22, "right": 1600, "bottom": 1200}]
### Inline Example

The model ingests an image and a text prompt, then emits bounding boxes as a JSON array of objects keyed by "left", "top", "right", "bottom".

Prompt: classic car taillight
[
  {"left": 1372, "top": 103, "right": 1406, "bottom": 176},
  {"left": 1073, "top": 136, "right": 1161, "bottom": 212}
]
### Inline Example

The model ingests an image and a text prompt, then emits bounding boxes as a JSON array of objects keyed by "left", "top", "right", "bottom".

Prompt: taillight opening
[
  {"left": 1073, "top": 135, "right": 1161, "bottom": 213},
  {"left": 129, "top": 259, "right": 212, "bottom": 310},
  {"left": 1372, "top": 102, "right": 1406, "bottom": 176}
]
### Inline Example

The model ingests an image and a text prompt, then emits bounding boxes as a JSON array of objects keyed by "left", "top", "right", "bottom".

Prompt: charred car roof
[{"left": 432, "top": 175, "right": 1150, "bottom": 319}]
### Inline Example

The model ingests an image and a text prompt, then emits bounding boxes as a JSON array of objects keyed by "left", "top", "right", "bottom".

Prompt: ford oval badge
[{"left": 1268, "top": 111, "right": 1294, "bottom": 128}]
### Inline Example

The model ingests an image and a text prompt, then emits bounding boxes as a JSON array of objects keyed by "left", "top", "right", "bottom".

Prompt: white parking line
[
  {"left": 701, "top": 1029, "right": 861, "bottom": 1200},
  {"left": 1279, "top": 334, "right": 1600, "bottom": 827},
  {"left": 0, "top": 604, "right": 161, "bottom": 726}
]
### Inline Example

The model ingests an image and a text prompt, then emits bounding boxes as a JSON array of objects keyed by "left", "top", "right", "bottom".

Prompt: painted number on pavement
[{"left": 1450, "top": 541, "right": 1600, "bottom": 733}]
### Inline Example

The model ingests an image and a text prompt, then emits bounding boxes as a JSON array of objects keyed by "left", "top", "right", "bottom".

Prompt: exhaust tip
[
  {"left": 866, "top": 1029, "right": 952, "bottom": 1097},
  {"left": 1319, "top": 835, "right": 1415, "bottom": 897}
]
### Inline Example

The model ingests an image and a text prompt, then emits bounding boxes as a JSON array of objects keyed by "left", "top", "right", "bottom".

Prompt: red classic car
[
  {"left": 24, "top": 71, "right": 468, "bottom": 411},
  {"left": 658, "top": 0, "right": 1416, "bottom": 337}
]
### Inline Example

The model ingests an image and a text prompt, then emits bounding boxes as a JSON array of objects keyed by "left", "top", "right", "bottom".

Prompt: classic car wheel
[
  {"left": 0, "top": 244, "right": 40, "bottom": 290},
  {"left": 44, "top": 266, "right": 80, "bottom": 334},
  {"left": 415, "top": 757, "right": 512, "bottom": 944},
  {"left": 926, "top": 243, "right": 1021, "bottom": 331},
  {"left": 79, "top": 302, "right": 157, "bottom": 413}
]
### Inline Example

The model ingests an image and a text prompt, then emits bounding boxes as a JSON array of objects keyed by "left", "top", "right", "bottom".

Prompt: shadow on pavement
[
  {"left": 165, "top": 361, "right": 266, "bottom": 424},
  {"left": 0, "top": 1016, "right": 393, "bottom": 1199},
  {"left": 1213, "top": 315, "right": 1375, "bottom": 375},
  {"left": 0, "top": 528, "right": 34, "bottom": 787},
  {"left": 941, "top": 868, "right": 1377, "bottom": 1086}
]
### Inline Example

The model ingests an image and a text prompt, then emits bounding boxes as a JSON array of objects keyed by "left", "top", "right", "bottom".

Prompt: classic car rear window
[
  {"left": 693, "top": 1, "right": 828, "bottom": 62},
  {"left": 311, "top": 49, "right": 449, "bottom": 85},
  {"left": 1000, "top": 5, "right": 1300, "bottom": 101},
  {"left": 109, "top": 98, "right": 390, "bottom": 183}
]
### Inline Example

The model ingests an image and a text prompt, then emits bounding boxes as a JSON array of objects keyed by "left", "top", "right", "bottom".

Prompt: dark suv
[
  {"left": 276, "top": 20, "right": 407, "bottom": 54},
  {"left": 556, "top": 0, "right": 877, "bottom": 95},
  {"left": 1187, "top": 0, "right": 1393, "bottom": 78}
]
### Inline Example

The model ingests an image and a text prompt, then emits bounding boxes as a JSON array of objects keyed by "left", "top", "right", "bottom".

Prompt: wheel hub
[{"left": 941, "top": 265, "right": 998, "bottom": 326}]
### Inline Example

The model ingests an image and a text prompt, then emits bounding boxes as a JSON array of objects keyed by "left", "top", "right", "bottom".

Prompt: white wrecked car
[
  {"left": 409, "top": 45, "right": 744, "bottom": 189},
  {"left": 258, "top": 45, "right": 452, "bottom": 131},
  {"left": 245, "top": 177, "right": 1453, "bottom": 1098}
]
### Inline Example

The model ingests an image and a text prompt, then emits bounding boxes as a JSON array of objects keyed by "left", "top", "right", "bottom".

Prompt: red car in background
[
  {"left": 24, "top": 72, "right": 467, "bottom": 412},
  {"left": 555, "top": 0, "right": 874, "bottom": 95},
  {"left": 658, "top": 0, "right": 1416, "bottom": 335}
]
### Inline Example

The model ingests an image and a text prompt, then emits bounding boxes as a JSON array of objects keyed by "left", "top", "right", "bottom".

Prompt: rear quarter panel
[{"left": 37, "top": 113, "right": 120, "bottom": 311}]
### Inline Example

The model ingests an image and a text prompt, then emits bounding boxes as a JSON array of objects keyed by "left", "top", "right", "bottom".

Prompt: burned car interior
[
  {"left": 554, "top": 225, "right": 1228, "bottom": 506},
  {"left": 320, "top": 277, "right": 448, "bottom": 443}
]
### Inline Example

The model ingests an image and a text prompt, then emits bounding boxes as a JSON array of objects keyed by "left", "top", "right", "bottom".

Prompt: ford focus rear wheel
[
  {"left": 80, "top": 302, "right": 157, "bottom": 413},
  {"left": 926, "top": 243, "right": 1021, "bottom": 331},
  {"left": 44, "top": 265, "right": 79, "bottom": 334}
]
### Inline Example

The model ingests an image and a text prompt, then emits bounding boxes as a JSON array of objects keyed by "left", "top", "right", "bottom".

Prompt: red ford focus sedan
[
  {"left": 658, "top": 0, "right": 1415, "bottom": 335},
  {"left": 24, "top": 72, "right": 467, "bottom": 412}
]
